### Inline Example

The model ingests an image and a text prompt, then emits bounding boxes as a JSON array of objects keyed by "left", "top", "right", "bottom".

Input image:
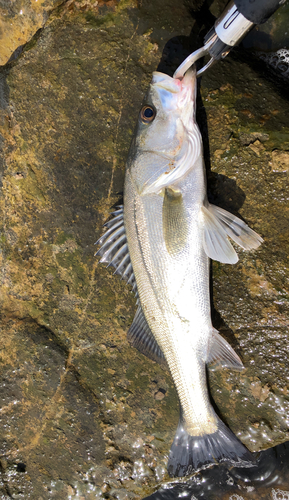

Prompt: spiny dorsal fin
[
  {"left": 127, "top": 306, "right": 166, "bottom": 365},
  {"left": 95, "top": 206, "right": 138, "bottom": 296},
  {"left": 201, "top": 203, "right": 263, "bottom": 265},
  {"left": 162, "top": 187, "right": 188, "bottom": 256},
  {"left": 96, "top": 210, "right": 163, "bottom": 364},
  {"left": 207, "top": 328, "right": 244, "bottom": 371}
]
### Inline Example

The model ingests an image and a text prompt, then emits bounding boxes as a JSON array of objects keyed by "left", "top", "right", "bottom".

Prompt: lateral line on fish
[{"left": 133, "top": 194, "right": 165, "bottom": 315}]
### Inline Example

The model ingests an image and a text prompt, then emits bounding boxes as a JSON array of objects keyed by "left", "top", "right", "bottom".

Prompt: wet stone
[
  {"left": 0, "top": 0, "right": 63, "bottom": 66},
  {"left": 0, "top": 0, "right": 288, "bottom": 498}
]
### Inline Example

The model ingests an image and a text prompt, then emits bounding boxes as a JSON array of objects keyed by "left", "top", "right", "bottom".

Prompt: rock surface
[
  {"left": 0, "top": 0, "right": 63, "bottom": 66},
  {"left": 0, "top": 0, "right": 288, "bottom": 498}
]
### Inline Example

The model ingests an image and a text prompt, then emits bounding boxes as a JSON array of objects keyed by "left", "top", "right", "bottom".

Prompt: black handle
[{"left": 235, "top": 0, "right": 285, "bottom": 25}]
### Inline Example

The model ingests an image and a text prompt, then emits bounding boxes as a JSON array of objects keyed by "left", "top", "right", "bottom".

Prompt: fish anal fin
[
  {"left": 207, "top": 328, "right": 244, "bottom": 371},
  {"left": 127, "top": 306, "right": 166, "bottom": 365},
  {"left": 163, "top": 187, "right": 188, "bottom": 256}
]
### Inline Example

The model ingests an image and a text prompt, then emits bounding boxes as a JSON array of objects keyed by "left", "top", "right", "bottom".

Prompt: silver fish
[{"left": 96, "top": 67, "right": 263, "bottom": 477}]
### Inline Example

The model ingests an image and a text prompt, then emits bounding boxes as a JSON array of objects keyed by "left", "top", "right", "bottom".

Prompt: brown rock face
[
  {"left": 0, "top": 0, "right": 289, "bottom": 497},
  {"left": 0, "top": 0, "right": 63, "bottom": 66}
]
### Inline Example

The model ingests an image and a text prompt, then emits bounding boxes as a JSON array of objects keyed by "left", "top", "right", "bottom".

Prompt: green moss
[
  {"left": 10, "top": 168, "right": 47, "bottom": 205},
  {"left": 27, "top": 303, "right": 43, "bottom": 321},
  {"left": 85, "top": 11, "right": 115, "bottom": 27},
  {"left": 266, "top": 128, "right": 289, "bottom": 150},
  {"left": 236, "top": 125, "right": 289, "bottom": 149},
  {"left": 118, "top": 0, "right": 137, "bottom": 10},
  {"left": 55, "top": 251, "right": 88, "bottom": 290},
  {"left": 54, "top": 232, "right": 74, "bottom": 245},
  {"left": 0, "top": 233, "right": 7, "bottom": 244}
]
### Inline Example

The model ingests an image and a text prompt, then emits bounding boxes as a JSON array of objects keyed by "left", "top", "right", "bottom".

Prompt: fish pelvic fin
[
  {"left": 207, "top": 328, "right": 244, "bottom": 371},
  {"left": 201, "top": 203, "right": 263, "bottom": 264},
  {"left": 167, "top": 411, "right": 254, "bottom": 477}
]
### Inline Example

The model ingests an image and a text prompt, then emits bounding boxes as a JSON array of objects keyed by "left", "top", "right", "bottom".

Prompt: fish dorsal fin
[
  {"left": 201, "top": 203, "right": 263, "bottom": 265},
  {"left": 96, "top": 209, "right": 164, "bottom": 364},
  {"left": 207, "top": 328, "right": 244, "bottom": 371},
  {"left": 162, "top": 187, "right": 188, "bottom": 256},
  {"left": 127, "top": 306, "right": 166, "bottom": 365},
  {"left": 95, "top": 206, "right": 138, "bottom": 295}
]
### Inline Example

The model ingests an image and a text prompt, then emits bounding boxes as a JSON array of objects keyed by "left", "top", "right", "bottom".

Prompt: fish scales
[
  {"left": 96, "top": 67, "right": 263, "bottom": 476},
  {"left": 125, "top": 156, "right": 214, "bottom": 435}
]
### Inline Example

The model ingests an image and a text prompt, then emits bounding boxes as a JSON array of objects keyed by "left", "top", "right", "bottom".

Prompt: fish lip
[
  {"left": 151, "top": 72, "right": 181, "bottom": 93},
  {"left": 151, "top": 69, "right": 197, "bottom": 94}
]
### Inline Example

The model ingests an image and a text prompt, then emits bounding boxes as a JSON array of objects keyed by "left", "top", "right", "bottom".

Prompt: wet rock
[
  {"left": 200, "top": 61, "right": 289, "bottom": 453},
  {"left": 0, "top": 0, "right": 288, "bottom": 498},
  {"left": 271, "top": 149, "right": 289, "bottom": 172},
  {"left": 0, "top": 0, "right": 63, "bottom": 66},
  {"left": 0, "top": 319, "right": 104, "bottom": 497}
]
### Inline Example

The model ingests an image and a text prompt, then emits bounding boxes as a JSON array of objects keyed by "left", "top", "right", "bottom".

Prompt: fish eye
[{"left": 140, "top": 105, "right": 156, "bottom": 123}]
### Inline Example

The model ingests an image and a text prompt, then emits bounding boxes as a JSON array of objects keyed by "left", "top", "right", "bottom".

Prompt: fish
[{"left": 96, "top": 66, "right": 263, "bottom": 477}]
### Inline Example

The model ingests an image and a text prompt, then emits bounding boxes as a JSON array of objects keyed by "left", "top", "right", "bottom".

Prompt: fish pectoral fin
[
  {"left": 207, "top": 329, "right": 244, "bottom": 371},
  {"left": 208, "top": 204, "right": 263, "bottom": 250},
  {"left": 163, "top": 187, "right": 188, "bottom": 256},
  {"left": 201, "top": 204, "right": 263, "bottom": 265},
  {"left": 202, "top": 205, "right": 238, "bottom": 264},
  {"left": 127, "top": 305, "right": 166, "bottom": 365}
]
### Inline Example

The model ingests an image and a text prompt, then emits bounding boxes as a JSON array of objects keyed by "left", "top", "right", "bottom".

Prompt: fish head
[{"left": 127, "top": 67, "right": 201, "bottom": 195}]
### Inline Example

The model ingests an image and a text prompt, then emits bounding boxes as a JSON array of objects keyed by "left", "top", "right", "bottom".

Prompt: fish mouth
[
  {"left": 151, "top": 73, "right": 182, "bottom": 93},
  {"left": 152, "top": 67, "right": 197, "bottom": 94},
  {"left": 151, "top": 68, "right": 197, "bottom": 120}
]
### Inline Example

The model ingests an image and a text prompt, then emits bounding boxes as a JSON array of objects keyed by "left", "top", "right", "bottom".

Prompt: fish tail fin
[{"left": 167, "top": 412, "right": 254, "bottom": 477}]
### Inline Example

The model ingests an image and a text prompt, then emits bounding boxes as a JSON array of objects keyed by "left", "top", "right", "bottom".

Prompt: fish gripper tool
[{"left": 174, "top": 0, "right": 286, "bottom": 78}]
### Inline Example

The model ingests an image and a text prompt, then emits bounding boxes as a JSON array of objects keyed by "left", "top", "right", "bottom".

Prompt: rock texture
[
  {"left": 0, "top": 0, "right": 63, "bottom": 66},
  {"left": 0, "top": 0, "right": 288, "bottom": 497}
]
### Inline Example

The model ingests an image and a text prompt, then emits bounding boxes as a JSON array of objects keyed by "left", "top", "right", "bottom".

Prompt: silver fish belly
[{"left": 96, "top": 67, "right": 263, "bottom": 477}]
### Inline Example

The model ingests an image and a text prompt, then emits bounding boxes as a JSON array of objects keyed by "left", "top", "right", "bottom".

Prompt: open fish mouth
[
  {"left": 152, "top": 68, "right": 197, "bottom": 113},
  {"left": 152, "top": 67, "right": 196, "bottom": 91}
]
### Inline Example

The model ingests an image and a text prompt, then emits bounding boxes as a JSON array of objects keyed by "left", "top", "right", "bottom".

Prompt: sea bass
[{"left": 96, "top": 67, "right": 262, "bottom": 477}]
